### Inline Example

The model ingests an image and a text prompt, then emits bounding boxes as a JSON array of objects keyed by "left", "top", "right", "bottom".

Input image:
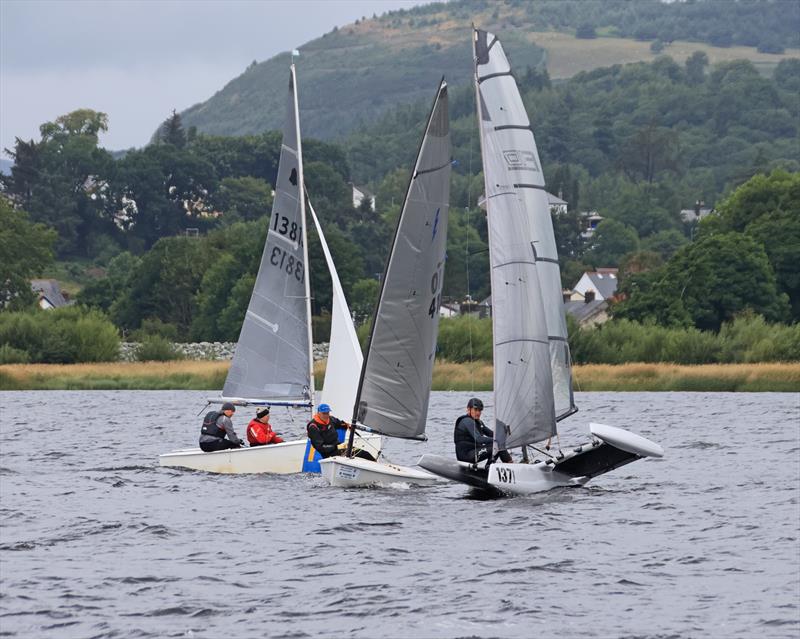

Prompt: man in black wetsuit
[{"left": 453, "top": 397, "right": 512, "bottom": 465}]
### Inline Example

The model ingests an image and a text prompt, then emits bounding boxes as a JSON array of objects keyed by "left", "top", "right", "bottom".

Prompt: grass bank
[{"left": 1, "top": 361, "right": 798, "bottom": 392}]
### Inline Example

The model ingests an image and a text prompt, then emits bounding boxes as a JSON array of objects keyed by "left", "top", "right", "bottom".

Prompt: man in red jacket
[{"left": 247, "top": 408, "right": 284, "bottom": 447}]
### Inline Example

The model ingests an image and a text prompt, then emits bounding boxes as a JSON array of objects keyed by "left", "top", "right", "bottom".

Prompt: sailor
[
  {"left": 453, "top": 397, "right": 512, "bottom": 464},
  {"left": 199, "top": 402, "right": 244, "bottom": 452},
  {"left": 306, "top": 403, "right": 348, "bottom": 458},
  {"left": 247, "top": 407, "right": 284, "bottom": 447}
]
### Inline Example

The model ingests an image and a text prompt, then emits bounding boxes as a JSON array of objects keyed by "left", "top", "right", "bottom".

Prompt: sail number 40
[{"left": 494, "top": 466, "right": 516, "bottom": 484}]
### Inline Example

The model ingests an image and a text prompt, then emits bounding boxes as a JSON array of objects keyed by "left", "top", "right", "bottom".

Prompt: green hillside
[{"left": 179, "top": 0, "right": 800, "bottom": 141}]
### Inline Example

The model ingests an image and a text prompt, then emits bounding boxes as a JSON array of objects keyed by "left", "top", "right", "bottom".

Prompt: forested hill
[{"left": 179, "top": 0, "right": 800, "bottom": 141}]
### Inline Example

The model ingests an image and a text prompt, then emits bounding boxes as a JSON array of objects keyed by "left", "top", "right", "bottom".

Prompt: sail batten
[{"left": 353, "top": 80, "right": 451, "bottom": 441}]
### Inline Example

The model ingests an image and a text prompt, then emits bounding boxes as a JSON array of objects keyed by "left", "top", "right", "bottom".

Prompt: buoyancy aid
[{"left": 201, "top": 411, "right": 226, "bottom": 438}]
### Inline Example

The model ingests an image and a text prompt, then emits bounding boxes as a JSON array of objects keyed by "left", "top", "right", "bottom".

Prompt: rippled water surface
[{"left": 1, "top": 391, "right": 798, "bottom": 638}]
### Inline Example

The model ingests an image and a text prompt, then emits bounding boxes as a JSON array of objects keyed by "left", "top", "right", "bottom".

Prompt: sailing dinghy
[
  {"left": 319, "top": 80, "right": 451, "bottom": 488},
  {"left": 159, "top": 64, "right": 380, "bottom": 474},
  {"left": 419, "top": 29, "right": 662, "bottom": 496}
]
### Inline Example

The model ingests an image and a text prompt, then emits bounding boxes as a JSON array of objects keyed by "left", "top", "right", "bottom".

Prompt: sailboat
[
  {"left": 159, "top": 64, "right": 380, "bottom": 474},
  {"left": 318, "top": 79, "right": 451, "bottom": 488},
  {"left": 419, "top": 29, "right": 662, "bottom": 495}
]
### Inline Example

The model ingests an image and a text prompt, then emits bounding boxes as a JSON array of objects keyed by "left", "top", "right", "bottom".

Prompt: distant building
[
  {"left": 580, "top": 211, "right": 603, "bottom": 239},
  {"left": 547, "top": 192, "right": 568, "bottom": 215},
  {"left": 564, "top": 268, "right": 619, "bottom": 326},
  {"left": 570, "top": 268, "right": 618, "bottom": 301},
  {"left": 438, "top": 302, "right": 460, "bottom": 318},
  {"left": 563, "top": 297, "right": 610, "bottom": 326},
  {"left": 31, "top": 279, "right": 70, "bottom": 309},
  {"left": 680, "top": 201, "right": 714, "bottom": 223},
  {"left": 352, "top": 184, "right": 376, "bottom": 211}
]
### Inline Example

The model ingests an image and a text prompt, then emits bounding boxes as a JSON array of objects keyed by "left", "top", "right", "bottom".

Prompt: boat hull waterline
[
  {"left": 419, "top": 423, "right": 663, "bottom": 496},
  {"left": 319, "top": 456, "right": 440, "bottom": 487},
  {"left": 159, "top": 433, "right": 382, "bottom": 475}
]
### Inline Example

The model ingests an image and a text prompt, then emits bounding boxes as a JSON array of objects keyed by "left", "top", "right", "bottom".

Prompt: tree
[
  {"left": 0, "top": 199, "right": 56, "bottom": 310},
  {"left": 1, "top": 109, "right": 115, "bottom": 258},
  {"left": 350, "top": 278, "right": 379, "bottom": 324},
  {"left": 701, "top": 170, "right": 800, "bottom": 320},
  {"left": 213, "top": 176, "right": 273, "bottom": 224},
  {"left": 685, "top": 51, "right": 709, "bottom": 85},
  {"left": 665, "top": 233, "right": 789, "bottom": 331},
  {"left": 159, "top": 110, "right": 186, "bottom": 149},
  {"left": 586, "top": 219, "right": 639, "bottom": 267}
]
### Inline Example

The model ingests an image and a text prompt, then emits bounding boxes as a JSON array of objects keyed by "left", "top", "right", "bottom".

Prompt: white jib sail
[
  {"left": 307, "top": 199, "right": 363, "bottom": 418},
  {"left": 222, "top": 65, "right": 312, "bottom": 404},
  {"left": 474, "top": 29, "right": 557, "bottom": 450},
  {"left": 354, "top": 80, "right": 451, "bottom": 440}
]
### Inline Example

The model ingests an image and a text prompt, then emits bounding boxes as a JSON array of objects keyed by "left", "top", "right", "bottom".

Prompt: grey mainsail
[
  {"left": 473, "top": 29, "right": 559, "bottom": 450},
  {"left": 223, "top": 66, "right": 313, "bottom": 404},
  {"left": 353, "top": 80, "right": 451, "bottom": 440}
]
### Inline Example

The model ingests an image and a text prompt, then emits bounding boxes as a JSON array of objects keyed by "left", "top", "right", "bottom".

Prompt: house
[
  {"left": 351, "top": 184, "right": 376, "bottom": 211},
  {"left": 31, "top": 279, "right": 70, "bottom": 309},
  {"left": 438, "top": 302, "right": 460, "bottom": 318},
  {"left": 580, "top": 211, "right": 603, "bottom": 239},
  {"left": 547, "top": 192, "right": 568, "bottom": 215},
  {"left": 570, "top": 268, "right": 618, "bottom": 302},
  {"left": 563, "top": 297, "right": 610, "bottom": 326},
  {"left": 564, "top": 269, "right": 619, "bottom": 326},
  {"left": 680, "top": 201, "right": 714, "bottom": 223}
]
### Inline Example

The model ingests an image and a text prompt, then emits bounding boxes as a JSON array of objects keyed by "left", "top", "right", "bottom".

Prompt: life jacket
[
  {"left": 247, "top": 419, "right": 282, "bottom": 445},
  {"left": 200, "top": 410, "right": 225, "bottom": 438}
]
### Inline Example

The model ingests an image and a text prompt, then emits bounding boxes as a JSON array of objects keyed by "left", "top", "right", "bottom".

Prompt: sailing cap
[
  {"left": 467, "top": 397, "right": 484, "bottom": 410},
  {"left": 221, "top": 402, "right": 236, "bottom": 412},
  {"left": 318, "top": 403, "right": 331, "bottom": 413}
]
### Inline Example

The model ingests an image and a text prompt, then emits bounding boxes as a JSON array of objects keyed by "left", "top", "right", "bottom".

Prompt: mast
[
  {"left": 471, "top": 28, "right": 500, "bottom": 438},
  {"left": 292, "top": 64, "right": 316, "bottom": 417}
]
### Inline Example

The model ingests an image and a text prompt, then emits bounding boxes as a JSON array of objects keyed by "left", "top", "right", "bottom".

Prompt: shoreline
[{"left": 1, "top": 361, "right": 798, "bottom": 392}]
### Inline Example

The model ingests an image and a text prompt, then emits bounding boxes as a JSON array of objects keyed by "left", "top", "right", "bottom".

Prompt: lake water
[{"left": 1, "top": 390, "right": 798, "bottom": 638}]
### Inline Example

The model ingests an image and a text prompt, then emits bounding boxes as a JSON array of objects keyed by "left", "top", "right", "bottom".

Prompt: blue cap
[{"left": 318, "top": 403, "right": 331, "bottom": 413}]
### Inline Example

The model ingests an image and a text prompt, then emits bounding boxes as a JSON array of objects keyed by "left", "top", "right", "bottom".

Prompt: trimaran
[
  {"left": 159, "top": 64, "right": 380, "bottom": 474},
  {"left": 419, "top": 28, "right": 663, "bottom": 495}
]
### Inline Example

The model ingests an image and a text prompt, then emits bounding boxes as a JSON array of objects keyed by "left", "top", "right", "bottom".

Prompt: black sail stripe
[
  {"left": 415, "top": 160, "right": 451, "bottom": 177},
  {"left": 494, "top": 125, "right": 533, "bottom": 132},
  {"left": 513, "top": 183, "right": 547, "bottom": 190},
  {"left": 496, "top": 338, "right": 550, "bottom": 347},
  {"left": 477, "top": 70, "right": 513, "bottom": 84}
]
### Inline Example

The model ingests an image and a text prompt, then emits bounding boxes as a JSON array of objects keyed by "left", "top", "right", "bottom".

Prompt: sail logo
[
  {"left": 503, "top": 150, "right": 539, "bottom": 172},
  {"left": 431, "top": 207, "right": 440, "bottom": 242}
]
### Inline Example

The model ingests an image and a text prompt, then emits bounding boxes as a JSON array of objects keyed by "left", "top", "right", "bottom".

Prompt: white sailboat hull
[
  {"left": 319, "top": 456, "right": 440, "bottom": 487},
  {"left": 159, "top": 433, "right": 382, "bottom": 475}
]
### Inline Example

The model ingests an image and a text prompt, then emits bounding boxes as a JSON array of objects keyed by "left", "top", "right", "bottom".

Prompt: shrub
[
  {"left": 437, "top": 316, "right": 492, "bottom": 362},
  {"left": 135, "top": 336, "right": 184, "bottom": 362},
  {"left": 0, "top": 344, "right": 31, "bottom": 364},
  {"left": 0, "top": 307, "right": 119, "bottom": 363}
]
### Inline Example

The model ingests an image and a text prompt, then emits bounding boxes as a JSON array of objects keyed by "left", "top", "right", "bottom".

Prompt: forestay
[
  {"left": 307, "top": 199, "right": 363, "bottom": 417},
  {"left": 223, "top": 67, "right": 312, "bottom": 404},
  {"left": 354, "top": 80, "right": 451, "bottom": 440},
  {"left": 474, "top": 29, "right": 557, "bottom": 449}
]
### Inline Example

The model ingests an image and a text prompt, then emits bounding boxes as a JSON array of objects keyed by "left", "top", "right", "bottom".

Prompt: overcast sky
[{"left": 0, "top": 0, "right": 429, "bottom": 156}]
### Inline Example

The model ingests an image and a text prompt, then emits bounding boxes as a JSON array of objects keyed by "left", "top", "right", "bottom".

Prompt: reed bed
[
  {"left": 0, "top": 361, "right": 228, "bottom": 391},
  {"left": 1, "top": 360, "right": 798, "bottom": 392}
]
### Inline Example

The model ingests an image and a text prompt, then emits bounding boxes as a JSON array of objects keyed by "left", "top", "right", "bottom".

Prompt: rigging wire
[{"left": 465, "top": 83, "right": 477, "bottom": 392}]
